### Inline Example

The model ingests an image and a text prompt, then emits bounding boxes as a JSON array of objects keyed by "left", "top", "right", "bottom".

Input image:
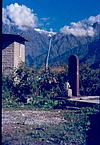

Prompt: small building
[{"left": 2, "top": 34, "right": 27, "bottom": 75}]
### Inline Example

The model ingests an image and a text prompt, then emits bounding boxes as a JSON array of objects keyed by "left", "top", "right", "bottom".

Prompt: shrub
[
  {"left": 2, "top": 64, "right": 67, "bottom": 108},
  {"left": 80, "top": 64, "right": 100, "bottom": 96}
]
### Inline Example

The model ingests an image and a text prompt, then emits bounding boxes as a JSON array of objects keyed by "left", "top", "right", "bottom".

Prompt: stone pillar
[{"left": 68, "top": 55, "right": 79, "bottom": 97}]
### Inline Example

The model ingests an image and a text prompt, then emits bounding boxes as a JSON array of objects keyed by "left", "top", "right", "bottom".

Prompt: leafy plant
[{"left": 79, "top": 64, "right": 100, "bottom": 96}]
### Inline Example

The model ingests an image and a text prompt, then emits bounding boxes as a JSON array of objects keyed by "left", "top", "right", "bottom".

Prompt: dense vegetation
[
  {"left": 2, "top": 63, "right": 67, "bottom": 109},
  {"left": 2, "top": 64, "right": 100, "bottom": 145},
  {"left": 79, "top": 64, "right": 100, "bottom": 96},
  {"left": 2, "top": 63, "right": 100, "bottom": 109}
]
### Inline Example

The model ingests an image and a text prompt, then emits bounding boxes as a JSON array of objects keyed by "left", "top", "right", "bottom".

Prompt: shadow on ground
[{"left": 86, "top": 111, "right": 100, "bottom": 145}]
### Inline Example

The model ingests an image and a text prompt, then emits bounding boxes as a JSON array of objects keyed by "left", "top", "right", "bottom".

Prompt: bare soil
[
  {"left": 2, "top": 109, "right": 65, "bottom": 125},
  {"left": 2, "top": 109, "right": 66, "bottom": 145}
]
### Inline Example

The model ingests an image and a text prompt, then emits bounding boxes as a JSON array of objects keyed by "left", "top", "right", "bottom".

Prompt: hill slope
[{"left": 2, "top": 22, "right": 100, "bottom": 68}]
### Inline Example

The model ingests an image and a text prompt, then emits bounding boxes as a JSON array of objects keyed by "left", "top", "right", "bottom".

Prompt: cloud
[
  {"left": 60, "top": 14, "right": 100, "bottom": 37},
  {"left": 88, "top": 14, "right": 100, "bottom": 24},
  {"left": 3, "top": 8, "right": 9, "bottom": 24},
  {"left": 34, "top": 28, "right": 56, "bottom": 36},
  {"left": 60, "top": 25, "right": 94, "bottom": 37},
  {"left": 39, "top": 17, "right": 51, "bottom": 29},
  {"left": 2, "top": 3, "right": 38, "bottom": 30},
  {"left": 40, "top": 17, "right": 50, "bottom": 21}
]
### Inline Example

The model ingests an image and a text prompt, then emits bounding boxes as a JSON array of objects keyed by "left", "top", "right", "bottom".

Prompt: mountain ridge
[{"left": 2, "top": 20, "right": 100, "bottom": 68}]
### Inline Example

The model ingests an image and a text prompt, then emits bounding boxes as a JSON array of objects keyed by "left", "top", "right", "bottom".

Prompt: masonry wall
[
  {"left": 2, "top": 43, "right": 14, "bottom": 75},
  {"left": 2, "top": 41, "right": 25, "bottom": 76},
  {"left": 14, "top": 42, "right": 25, "bottom": 68}
]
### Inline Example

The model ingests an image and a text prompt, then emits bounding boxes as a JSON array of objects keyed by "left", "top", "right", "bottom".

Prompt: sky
[{"left": 2, "top": 0, "right": 100, "bottom": 32}]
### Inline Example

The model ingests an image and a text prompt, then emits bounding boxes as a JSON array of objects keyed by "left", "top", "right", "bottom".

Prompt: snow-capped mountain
[{"left": 34, "top": 28, "right": 56, "bottom": 36}]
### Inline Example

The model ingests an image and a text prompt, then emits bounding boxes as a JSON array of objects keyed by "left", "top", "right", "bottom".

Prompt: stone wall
[
  {"left": 14, "top": 42, "right": 25, "bottom": 68},
  {"left": 2, "top": 43, "right": 14, "bottom": 75},
  {"left": 2, "top": 41, "right": 25, "bottom": 75}
]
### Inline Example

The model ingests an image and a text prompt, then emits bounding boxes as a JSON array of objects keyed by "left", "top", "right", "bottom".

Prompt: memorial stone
[{"left": 68, "top": 55, "right": 79, "bottom": 96}]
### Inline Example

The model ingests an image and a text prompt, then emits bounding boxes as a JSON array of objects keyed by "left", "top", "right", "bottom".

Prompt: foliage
[
  {"left": 30, "top": 95, "right": 59, "bottom": 109},
  {"left": 2, "top": 63, "right": 100, "bottom": 109},
  {"left": 2, "top": 64, "right": 37, "bottom": 102},
  {"left": 79, "top": 64, "right": 100, "bottom": 96},
  {"left": 36, "top": 70, "right": 67, "bottom": 97},
  {"left": 2, "top": 76, "right": 10, "bottom": 100},
  {"left": 2, "top": 64, "right": 67, "bottom": 109}
]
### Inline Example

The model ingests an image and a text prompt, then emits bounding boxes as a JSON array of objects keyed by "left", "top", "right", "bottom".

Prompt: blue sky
[{"left": 3, "top": 0, "right": 100, "bottom": 31}]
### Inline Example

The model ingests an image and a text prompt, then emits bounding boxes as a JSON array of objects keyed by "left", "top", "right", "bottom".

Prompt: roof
[
  {"left": 2, "top": 34, "right": 28, "bottom": 50},
  {"left": 2, "top": 34, "right": 27, "bottom": 42}
]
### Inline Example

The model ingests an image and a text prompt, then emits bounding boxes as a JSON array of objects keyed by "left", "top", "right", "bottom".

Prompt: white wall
[{"left": 14, "top": 42, "right": 25, "bottom": 68}]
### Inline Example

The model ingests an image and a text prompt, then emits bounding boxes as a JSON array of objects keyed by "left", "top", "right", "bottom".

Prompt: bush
[
  {"left": 2, "top": 64, "right": 67, "bottom": 109},
  {"left": 3, "top": 63, "right": 100, "bottom": 109},
  {"left": 2, "top": 64, "right": 38, "bottom": 103},
  {"left": 80, "top": 64, "right": 100, "bottom": 96},
  {"left": 37, "top": 70, "right": 67, "bottom": 98},
  {"left": 31, "top": 95, "right": 59, "bottom": 109}
]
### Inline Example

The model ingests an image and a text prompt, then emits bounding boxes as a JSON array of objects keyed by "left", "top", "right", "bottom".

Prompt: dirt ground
[
  {"left": 2, "top": 109, "right": 66, "bottom": 125},
  {"left": 2, "top": 109, "right": 67, "bottom": 145}
]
